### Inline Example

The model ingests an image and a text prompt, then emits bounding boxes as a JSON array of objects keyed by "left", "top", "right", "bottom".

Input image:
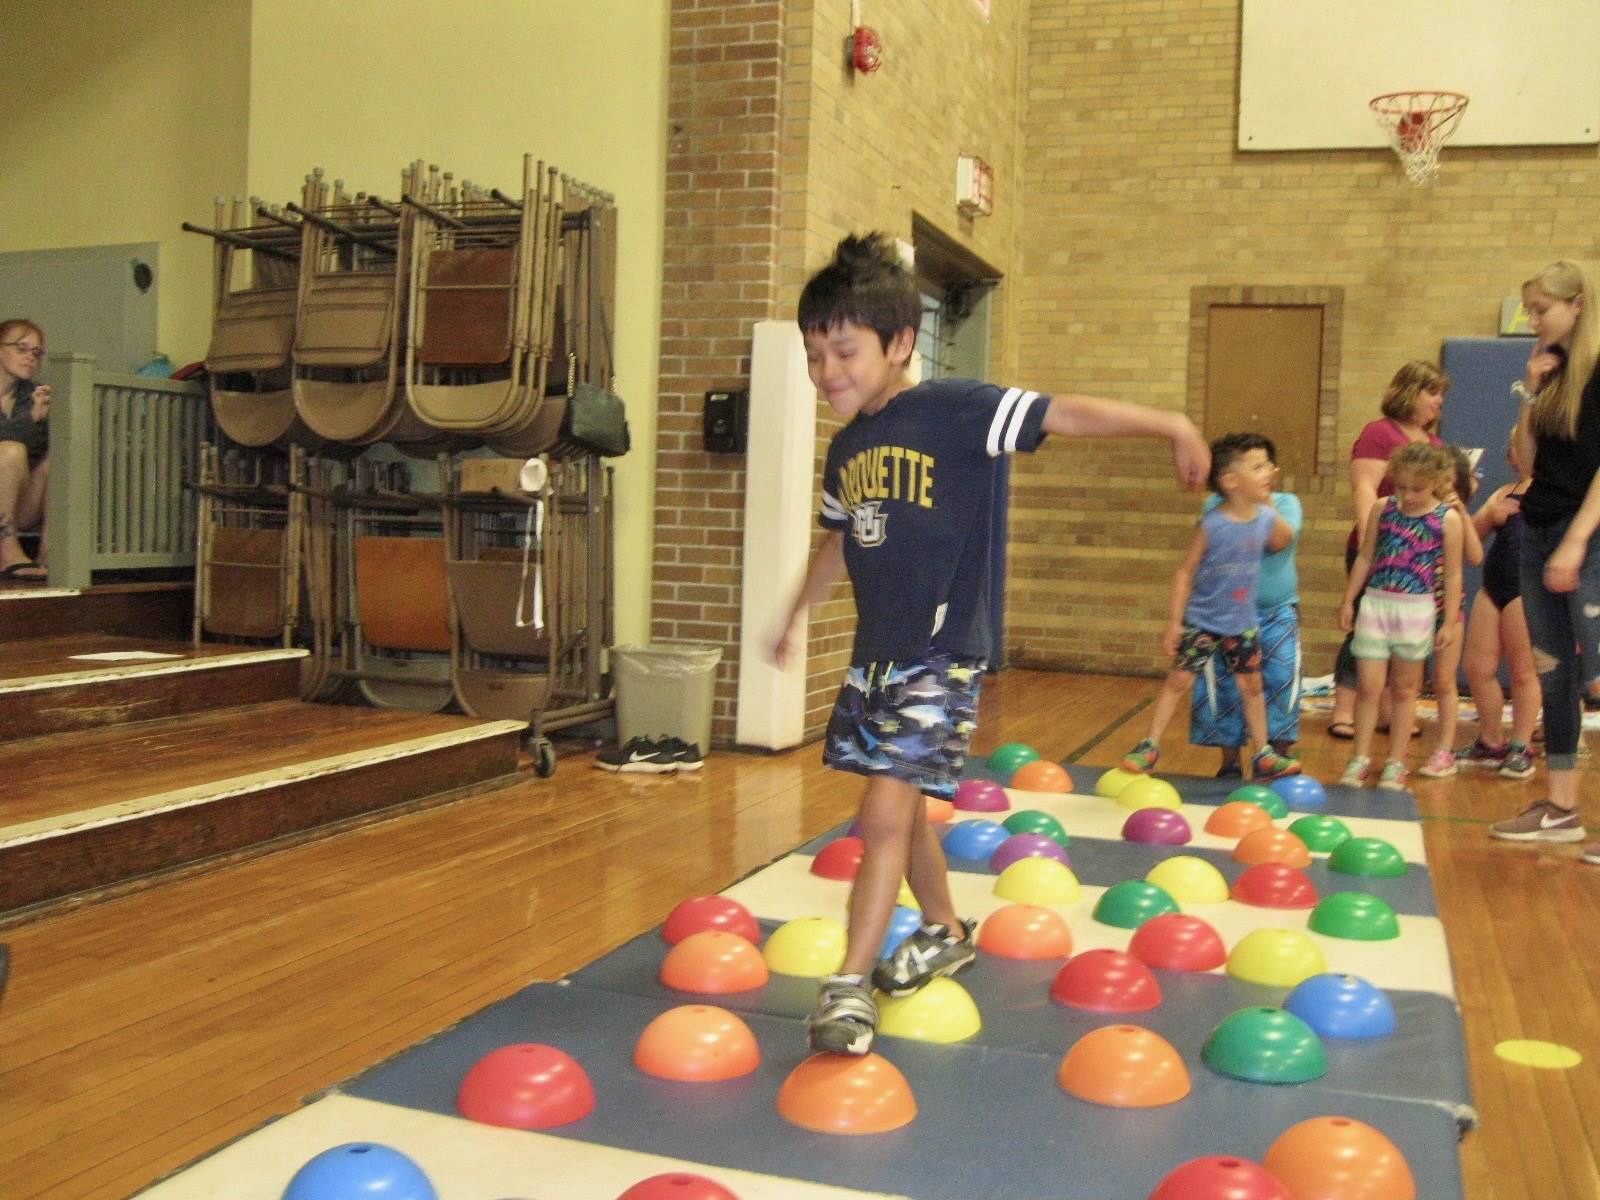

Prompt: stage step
[
  {"left": 0, "top": 581, "right": 191, "bottom": 643},
  {"left": 0, "top": 636, "right": 305, "bottom": 742},
  {"left": 0, "top": 700, "right": 525, "bottom": 913}
]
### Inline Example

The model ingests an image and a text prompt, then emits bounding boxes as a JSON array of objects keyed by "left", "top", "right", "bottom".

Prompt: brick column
[{"left": 652, "top": 1, "right": 787, "bottom": 745}]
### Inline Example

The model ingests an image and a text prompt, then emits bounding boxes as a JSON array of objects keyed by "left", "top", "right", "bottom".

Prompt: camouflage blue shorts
[{"left": 823, "top": 651, "right": 985, "bottom": 799}]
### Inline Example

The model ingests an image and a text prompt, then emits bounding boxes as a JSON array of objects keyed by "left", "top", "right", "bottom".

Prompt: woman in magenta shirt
[{"left": 1328, "top": 361, "right": 1447, "bottom": 737}]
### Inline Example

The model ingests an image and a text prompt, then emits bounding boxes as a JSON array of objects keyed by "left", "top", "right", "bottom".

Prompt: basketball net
[{"left": 1370, "top": 91, "right": 1469, "bottom": 185}]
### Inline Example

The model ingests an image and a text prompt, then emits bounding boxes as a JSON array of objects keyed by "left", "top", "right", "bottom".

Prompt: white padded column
[{"left": 736, "top": 321, "right": 817, "bottom": 749}]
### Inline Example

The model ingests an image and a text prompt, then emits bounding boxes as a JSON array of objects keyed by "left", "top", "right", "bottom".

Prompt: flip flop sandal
[
  {"left": 0, "top": 562, "right": 47, "bottom": 584},
  {"left": 1328, "top": 721, "right": 1355, "bottom": 740}
]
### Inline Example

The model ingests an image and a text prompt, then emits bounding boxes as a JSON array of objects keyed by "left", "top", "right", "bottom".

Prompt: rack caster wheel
[{"left": 531, "top": 737, "right": 557, "bottom": 778}]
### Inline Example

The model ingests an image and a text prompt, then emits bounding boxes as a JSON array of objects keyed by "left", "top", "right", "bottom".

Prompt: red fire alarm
[
  {"left": 851, "top": 25, "right": 883, "bottom": 73},
  {"left": 847, "top": 2, "right": 882, "bottom": 73}
]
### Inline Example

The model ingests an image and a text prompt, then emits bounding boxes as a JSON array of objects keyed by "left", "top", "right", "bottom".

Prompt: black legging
[{"left": 1334, "top": 541, "right": 1360, "bottom": 689}]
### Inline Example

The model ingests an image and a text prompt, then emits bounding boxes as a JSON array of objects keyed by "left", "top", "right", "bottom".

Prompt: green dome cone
[
  {"left": 987, "top": 743, "right": 1040, "bottom": 782},
  {"left": 1289, "top": 814, "right": 1352, "bottom": 853},
  {"left": 1227, "top": 783, "right": 1288, "bottom": 819},
  {"left": 1002, "top": 809, "right": 1070, "bottom": 847},
  {"left": 1327, "top": 836, "right": 1407, "bottom": 878},
  {"left": 1202, "top": 1006, "right": 1328, "bottom": 1083},
  {"left": 1309, "top": 892, "right": 1401, "bottom": 941},
  {"left": 1093, "top": 880, "right": 1180, "bottom": 929}
]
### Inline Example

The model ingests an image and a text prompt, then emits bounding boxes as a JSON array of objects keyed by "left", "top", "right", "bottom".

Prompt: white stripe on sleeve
[
  {"left": 1002, "top": 390, "right": 1041, "bottom": 453},
  {"left": 821, "top": 492, "right": 848, "bottom": 522},
  {"left": 985, "top": 387, "right": 1024, "bottom": 457}
]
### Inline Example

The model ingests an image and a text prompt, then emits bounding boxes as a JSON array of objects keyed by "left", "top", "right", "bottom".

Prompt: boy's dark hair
[
  {"left": 1206, "top": 431, "right": 1275, "bottom": 493},
  {"left": 797, "top": 232, "right": 922, "bottom": 351}
]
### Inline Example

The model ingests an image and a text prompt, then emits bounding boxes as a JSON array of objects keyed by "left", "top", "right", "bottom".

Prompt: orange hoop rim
[{"left": 1368, "top": 89, "right": 1470, "bottom": 118}]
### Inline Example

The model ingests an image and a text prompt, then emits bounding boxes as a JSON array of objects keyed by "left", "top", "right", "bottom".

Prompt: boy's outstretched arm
[
  {"left": 1041, "top": 394, "right": 1210, "bottom": 489},
  {"left": 773, "top": 531, "right": 847, "bottom": 667},
  {"left": 1163, "top": 527, "right": 1207, "bottom": 657}
]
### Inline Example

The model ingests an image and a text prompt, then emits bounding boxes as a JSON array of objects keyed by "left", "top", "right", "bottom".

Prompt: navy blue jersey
[{"left": 818, "top": 379, "right": 1051, "bottom": 664}]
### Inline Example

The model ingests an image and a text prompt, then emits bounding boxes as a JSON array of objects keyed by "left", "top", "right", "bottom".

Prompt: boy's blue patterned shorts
[{"left": 823, "top": 651, "right": 985, "bottom": 799}]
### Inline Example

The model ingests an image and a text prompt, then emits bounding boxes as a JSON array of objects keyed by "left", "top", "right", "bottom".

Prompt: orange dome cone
[
  {"left": 633, "top": 1005, "right": 761, "bottom": 1082},
  {"left": 777, "top": 1052, "right": 917, "bottom": 1134},
  {"left": 924, "top": 795, "right": 955, "bottom": 822},
  {"left": 1233, "top": 827, "right": 1312, "bottom": 868},
  {"left": 977, "top": 904, "right": 1074, "bottom": 959},
  {"left": 1010, "top": 760, "right": 1071, "bottom": 793},
  {"left": 660, "top": 931, "right": 770, "bottom": 994},
  {"left": 1205, "top": 800, "right": 1276, "bottom": 838},
  {"left": 1057, "top": 1025, "right": 1190, "bottom": 1108},
  {"left": 1263, "top": 1116, "right": 1416, "bottom": 1200}
]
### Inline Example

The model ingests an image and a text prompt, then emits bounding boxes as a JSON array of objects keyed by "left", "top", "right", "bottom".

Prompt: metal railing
[{"left": 44, "top": 352, "right": 212, "bottom": 588}]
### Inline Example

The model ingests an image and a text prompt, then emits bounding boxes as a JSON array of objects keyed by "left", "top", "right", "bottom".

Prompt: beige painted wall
[
  {"left": 245, "top": 0, "right": 669, "bottom": 646},
  {"left": 0, "top": 0, "right": 250, "bottom": 364}
]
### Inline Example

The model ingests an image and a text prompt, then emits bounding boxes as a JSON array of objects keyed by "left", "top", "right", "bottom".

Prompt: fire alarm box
[{"left": 704, "top": 388, "right": 748, "bottom": 453}]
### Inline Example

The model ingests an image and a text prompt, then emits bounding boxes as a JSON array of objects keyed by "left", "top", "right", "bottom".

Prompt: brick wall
[
  {"left": 1011, "top": 0, "right": 1600, "bottom": 679},
  {"left": 651, "top": 0, "right": 786, "bottom": 744}
]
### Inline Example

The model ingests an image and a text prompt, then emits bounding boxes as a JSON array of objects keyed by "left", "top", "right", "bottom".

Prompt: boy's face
[
  {"left": 803, "top": 321, "right": 915, "bottom": 417},
  {"left": 1219, "top": 448, "right": 1275, "bottom": 501}
]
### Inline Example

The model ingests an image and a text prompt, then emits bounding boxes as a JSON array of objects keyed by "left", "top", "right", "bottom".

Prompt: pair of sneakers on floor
[
  {"left": 1122, "top": 739, "right": 1300, "bottom": 781},
  {"left": 1337, "top": 756, "right": 1411, "bottom": 791},
  {"left": 595, "top": 735, "right": 704, "bottom": 773},
  {"left": 806, "top": 918, "right": 976, "bottom": 1056},
  {"left": 1448, "top": 737, "right": 1536, "bottom": 780}
]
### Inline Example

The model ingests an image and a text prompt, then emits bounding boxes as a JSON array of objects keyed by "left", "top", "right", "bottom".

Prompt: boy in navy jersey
[{"left": 773, "top": 233, "right": 1209, "bottom": 1054}]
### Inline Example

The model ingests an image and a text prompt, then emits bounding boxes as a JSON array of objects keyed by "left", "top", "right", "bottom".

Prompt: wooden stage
[{"left": 2, "top": 669, "right": 1597, "bottom": 1199}]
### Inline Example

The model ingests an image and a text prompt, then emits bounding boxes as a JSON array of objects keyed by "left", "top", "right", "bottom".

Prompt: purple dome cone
[{"left": 989, "top": 832, "right": 1072, "bottom": 873}]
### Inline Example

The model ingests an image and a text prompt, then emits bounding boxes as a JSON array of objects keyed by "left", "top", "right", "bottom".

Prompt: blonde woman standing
[{"left": 1489, "top": 261, "right": 1600, "bottom": 864}]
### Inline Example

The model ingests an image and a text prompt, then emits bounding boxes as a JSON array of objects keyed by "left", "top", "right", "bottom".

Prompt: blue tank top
[{"left": 1185, "top": 504, "right": 1276, "bottom": 635}]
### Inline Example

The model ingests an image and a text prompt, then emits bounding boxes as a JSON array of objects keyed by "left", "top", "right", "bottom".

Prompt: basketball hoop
[{"left": 1370, "top": 91, "right": 1469, "bottom": 185}]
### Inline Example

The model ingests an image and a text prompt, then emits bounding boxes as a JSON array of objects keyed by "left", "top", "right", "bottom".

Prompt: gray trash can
[{"left": 612, "top": 642, "right": 723, "bottom": 752}]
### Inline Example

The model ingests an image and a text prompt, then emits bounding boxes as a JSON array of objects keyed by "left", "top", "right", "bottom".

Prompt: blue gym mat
[
  {"left": 337, "top": 980, "right": 1466, "bottom": 1200},
  {"left": 570, "top": 920, "right": 1474, "bottom": 1126}
]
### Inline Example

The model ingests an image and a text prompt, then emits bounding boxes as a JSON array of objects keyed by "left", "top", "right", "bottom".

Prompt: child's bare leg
[
  {"left": 1352, "top": 658, "right": 1388, "bottom": 763},
  {"left": 1236, "top": 671, "right": 1269, "bottom": 754},
  {"left": 1430, "top": 639, "right": 1464, "bottom": 754},
  {"left": 905, "top": 800, "right": 961, "bottom": 933},
  {"left": 1145, "top": 668, "right": 1197, "bottom": 744},
  {"left": 1386, "top": 658, "right": 1424, "bottom": 763},
  {"left": 842, "top": 775, "right": 919, "bottom": 977},
  {"left": 1462, "top": 597, "right": 1506, "bottom": 745},
  {"left": 1501, "top": 600, "right": 1541, "bottom": 748}
]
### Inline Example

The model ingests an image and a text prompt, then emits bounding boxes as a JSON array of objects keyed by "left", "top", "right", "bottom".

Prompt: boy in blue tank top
[
  {"left": 1122, "top": 432, "right": 1300, "bottom": 782},
  {"left": 773, "top": 233, "right": 1210, "bottom": 1056}
]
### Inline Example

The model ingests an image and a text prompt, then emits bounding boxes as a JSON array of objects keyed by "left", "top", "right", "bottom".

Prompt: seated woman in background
[{"left": 0, "top": 318, "right": 51, "bottom": 582}]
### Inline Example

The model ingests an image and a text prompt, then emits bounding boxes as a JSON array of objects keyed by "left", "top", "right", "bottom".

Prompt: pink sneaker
[{"left": 1416, "top": 748, "right": 1457, "bottom": 778}]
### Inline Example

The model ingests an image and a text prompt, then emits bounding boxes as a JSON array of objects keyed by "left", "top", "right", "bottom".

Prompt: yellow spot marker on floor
[{"left": 1495, "top": 1039, "right": 1583, "bottom": 1069}]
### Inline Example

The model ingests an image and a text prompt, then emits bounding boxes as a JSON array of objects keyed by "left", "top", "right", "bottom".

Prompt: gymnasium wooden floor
[{"left": 3, "top": 669, "right": 1597, "bottom": 1199}]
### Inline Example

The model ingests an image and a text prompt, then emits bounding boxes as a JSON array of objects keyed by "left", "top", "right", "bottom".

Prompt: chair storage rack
[{"left": 186, "top": 153, "right": 622, "bottom": 774}]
